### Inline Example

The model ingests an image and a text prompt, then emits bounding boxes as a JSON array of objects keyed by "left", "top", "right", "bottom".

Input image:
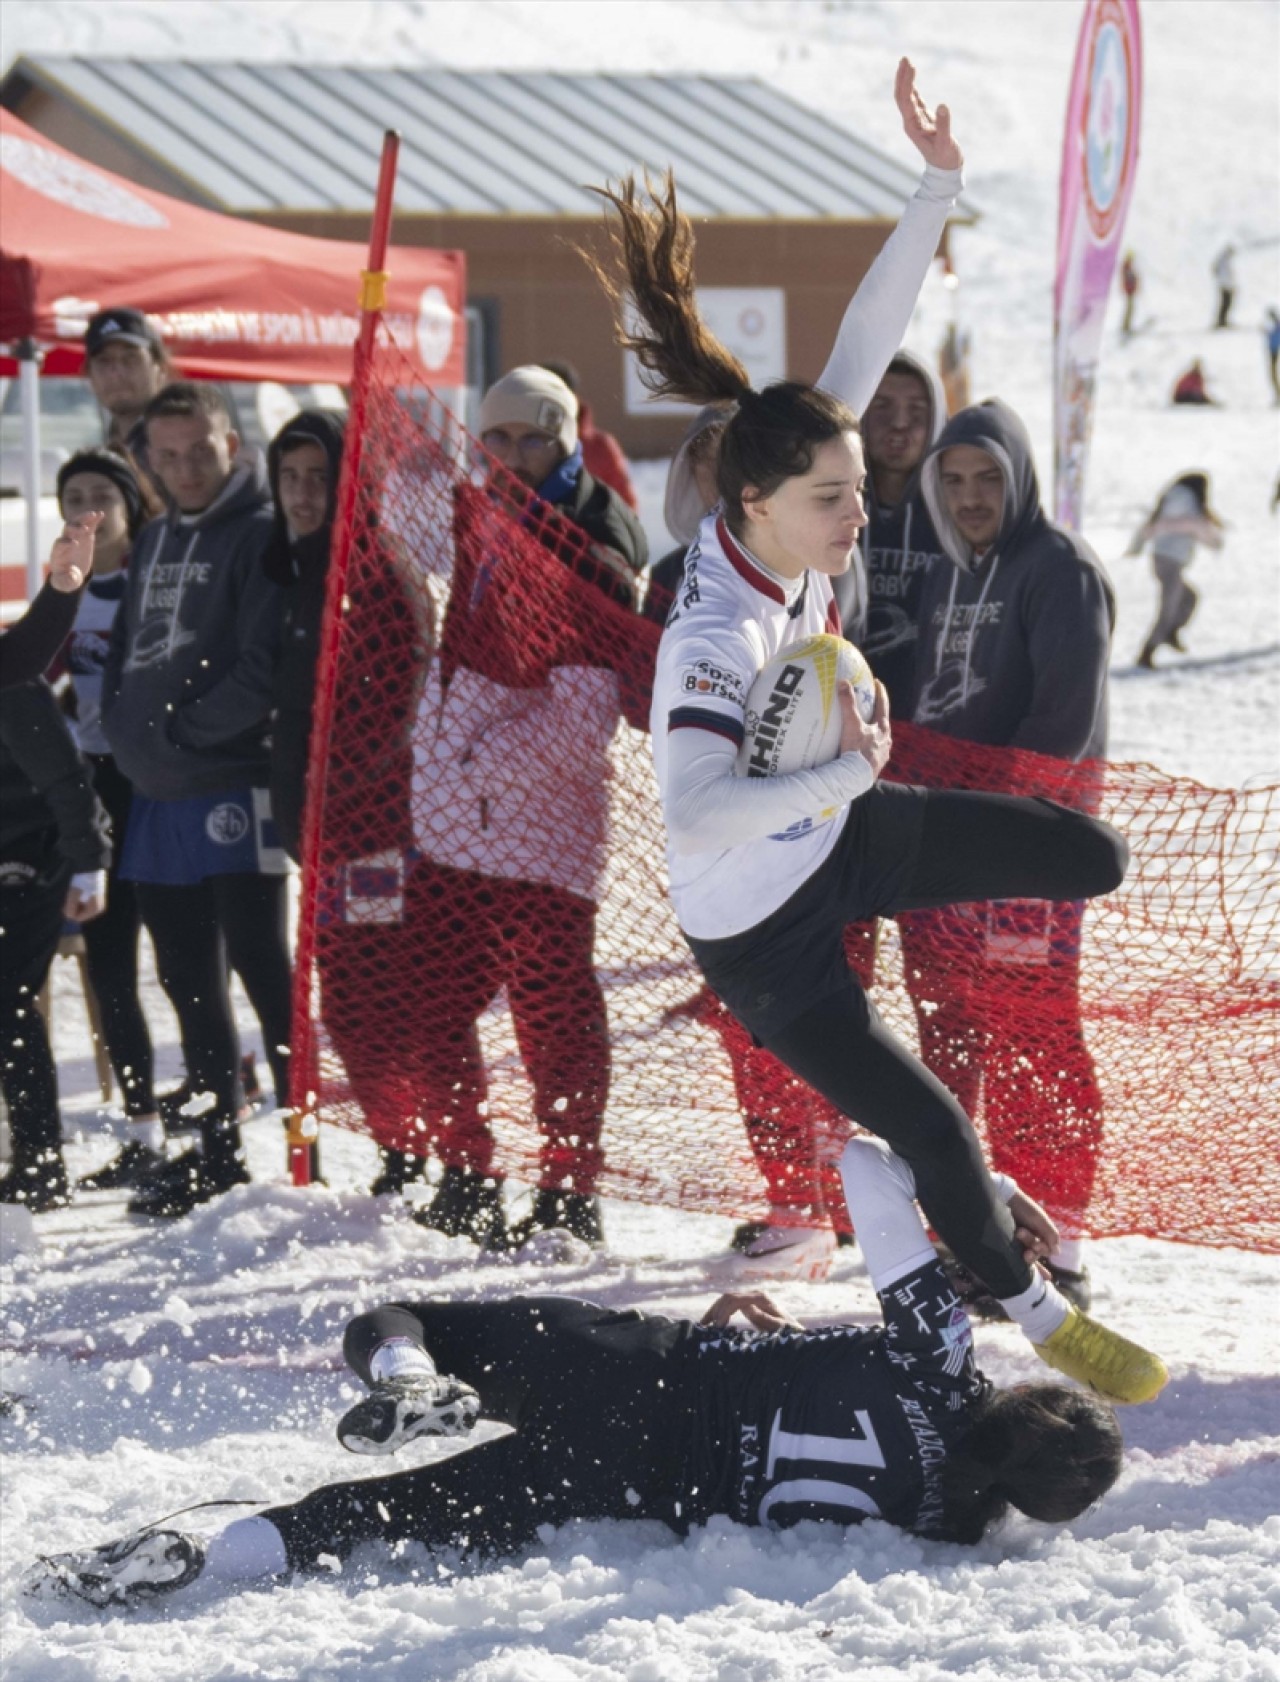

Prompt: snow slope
[{"left": 3, "top": 3, "right": 1279, "bottom": 1679}]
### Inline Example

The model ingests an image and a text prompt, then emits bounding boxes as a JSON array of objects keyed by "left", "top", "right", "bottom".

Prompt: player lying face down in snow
[
  {"left": 27, "top": 1141, "right": 1129, "bottom": 1609},
  {"left": 584, "top": 122, "right": 1166, "bottom": 1405}
]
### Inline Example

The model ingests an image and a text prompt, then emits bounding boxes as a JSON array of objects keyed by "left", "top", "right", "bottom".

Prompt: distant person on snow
[
  {"left": 1128, "top": 471, "right": 1225, "bottom": 670},
  {"left": 25, "top": 1136, "right": 1135, "bottom": 1610},
  {"left": 1212, "top": 244, "right": 1237, "bottom": 329},
  {"left": 1171, "top": 359, "right": 1216, "bottom": 407},
  {"left": 538, "top": 359, "right": 639, "bottom": 511},
  {"left": 1264, "top": 308, "right": 1280, "bottom": 403},
  {"left": 1119, "top": 251, "right": 1140, "bottom": 338}
]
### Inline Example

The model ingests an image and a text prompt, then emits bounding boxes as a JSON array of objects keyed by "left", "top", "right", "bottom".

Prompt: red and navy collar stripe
[
  {"left": 716, "top": 516, "right": 789, "bottom": 605},
  {"left": 668, "top": 704, "right": 745, "bottom": 746}
]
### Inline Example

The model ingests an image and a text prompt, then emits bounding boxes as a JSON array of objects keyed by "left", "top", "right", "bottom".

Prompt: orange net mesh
[{"left": 292, "top": 338, "right": 1280, "bottom": 1251}]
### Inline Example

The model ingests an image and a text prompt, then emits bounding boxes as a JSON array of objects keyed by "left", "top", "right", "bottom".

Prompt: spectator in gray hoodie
[
  {"left": 101, "top": 382, "right": 288, "bottom": 1218},
  {"left": 900, "top": 397, "right": 1116, "bottom": 1311}
]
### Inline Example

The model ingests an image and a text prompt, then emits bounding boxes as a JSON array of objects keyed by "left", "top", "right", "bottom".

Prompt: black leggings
[
  {"left": 81, "top": 757, "right": 155, "bottom": 1116},
  {"left": 136, "top": 873, "right": 292, "bottom": 1132},
  {"left": 264, "top": 1298, "right": 691, "bottom": 1569},
  {"left": 0, "top": 866, "right": 70, "bottom": 1165},
  {"left": 692, "top": 787, "right": 1127, "bottom": 1299}
]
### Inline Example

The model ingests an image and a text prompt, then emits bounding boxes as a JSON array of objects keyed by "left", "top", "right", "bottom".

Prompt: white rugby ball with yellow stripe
[{"left": 736, "top": 635, "right": 875, "bottom": 778}]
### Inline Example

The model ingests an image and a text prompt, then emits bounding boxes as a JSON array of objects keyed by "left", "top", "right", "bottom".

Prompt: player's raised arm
[{"left": 816, "top": 60, "right": 965, "bottom": 413}]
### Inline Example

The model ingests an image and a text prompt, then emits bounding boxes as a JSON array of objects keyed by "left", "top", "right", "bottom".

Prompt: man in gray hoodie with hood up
[
  {"left": 102, "top": 382, "right": 287, "bottom": 1218},
  {"left": 901, "top": 397, "right": 1116, "bottom": 1311}
]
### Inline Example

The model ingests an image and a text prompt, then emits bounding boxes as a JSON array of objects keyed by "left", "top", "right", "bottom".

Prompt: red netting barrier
[{"left": 293, "top": 334, "right": 1280, "bottom": 1251}]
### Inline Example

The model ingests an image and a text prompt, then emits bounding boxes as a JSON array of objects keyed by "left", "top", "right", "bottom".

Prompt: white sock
[
  {"left": 998, "top": 1275, "right": 1072, "bottom": 1344},
  {"left": 1053, "top": 1236, "right": 1086, "bottom": 1273},
  {"left": 369, "top": 1336, "right": 436, "bottom": 1383},
  {"left": 203, "top": 1516, "right": 289, "bottom": 1583},
  {"left": 128, "top": 1117, "right": 165, "bottom": 1152}
]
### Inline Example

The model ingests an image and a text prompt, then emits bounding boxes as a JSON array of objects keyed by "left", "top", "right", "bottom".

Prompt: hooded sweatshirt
[
  {"left": 101, "top": 451, "right": 280, "bottom": 799},
  {"left": 914, "top": 400, "right": 1114, "bottom": 762},
  {"left": 263, "top": 409, "right": 421, "bottom": 863},
  {"left": 833, "top": 348, "right": 949, "bottom": 713}
]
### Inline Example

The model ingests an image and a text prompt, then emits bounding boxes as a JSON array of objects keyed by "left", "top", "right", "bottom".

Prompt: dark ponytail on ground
[
  {"left": 584, "top": 171, "right": 859, "bottom": 535},
  {"left": 933, "top": 1384, "right": 1124, "bottom": 1545}
]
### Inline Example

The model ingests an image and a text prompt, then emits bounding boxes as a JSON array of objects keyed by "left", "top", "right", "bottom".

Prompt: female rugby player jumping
[{"left": 587, "top": 163, "right": 1165, "bottom": 1408}]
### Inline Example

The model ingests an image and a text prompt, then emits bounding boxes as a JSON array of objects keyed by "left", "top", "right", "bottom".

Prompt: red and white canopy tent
[{"left": 0, "top": 107, "right": 465, "bottom": 594}]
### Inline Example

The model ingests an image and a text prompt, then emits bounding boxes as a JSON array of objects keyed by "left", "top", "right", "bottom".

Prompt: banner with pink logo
[{"left": 1054, "top": 0, "right": 1143, "bottom": 530}]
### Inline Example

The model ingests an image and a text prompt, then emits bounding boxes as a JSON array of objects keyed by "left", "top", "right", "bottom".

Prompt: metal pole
[{"left": 18, "top": 338, "right": 43, "bottom": 598}]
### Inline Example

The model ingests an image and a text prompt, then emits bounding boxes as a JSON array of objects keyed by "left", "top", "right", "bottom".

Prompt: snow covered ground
[{"left": 3, "top": 2, "right": 1279, "bottom": 1678}]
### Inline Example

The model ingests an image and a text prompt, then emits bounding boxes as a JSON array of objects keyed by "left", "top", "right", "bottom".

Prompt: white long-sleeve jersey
[
  {"left": 816, "top": 163, "right": 962, "bottom": 412},
  {"left": 651, "top": 514, "right": 874, "bottom": 939}
]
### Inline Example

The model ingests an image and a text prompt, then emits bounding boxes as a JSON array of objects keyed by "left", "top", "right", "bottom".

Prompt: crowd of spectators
[{"left": 0, "top": 215, "right": 1232, "bottom": 1283}]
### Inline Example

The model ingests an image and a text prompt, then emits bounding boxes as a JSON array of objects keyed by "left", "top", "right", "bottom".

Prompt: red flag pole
[{"left": 286, "top": 130, "right": 401, "bottom": 1186}]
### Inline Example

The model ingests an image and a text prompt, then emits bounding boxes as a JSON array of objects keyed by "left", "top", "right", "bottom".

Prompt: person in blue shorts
[{"left": 101, "top": 383, "right": 288, "bottom": 1217}]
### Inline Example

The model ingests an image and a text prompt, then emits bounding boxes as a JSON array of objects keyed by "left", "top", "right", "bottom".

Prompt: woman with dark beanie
[{"left": 53, "top": 449, "right": 169, "bottom": 1189}]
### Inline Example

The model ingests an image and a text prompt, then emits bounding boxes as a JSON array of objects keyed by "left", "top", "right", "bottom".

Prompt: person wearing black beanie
[{"left": 53, "top": 449, "right": 168, "bottom": 1191}]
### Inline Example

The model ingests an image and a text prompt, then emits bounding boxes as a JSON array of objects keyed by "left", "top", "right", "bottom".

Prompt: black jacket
[
  {"left": 844, "top": 349, "right": 951, "bottom": 716},
  {"left": 0, "top": 680, "right": 111, "bottom": 882},
  {"left": 0, "top": 581, "right": 86, "bottom": 691}
]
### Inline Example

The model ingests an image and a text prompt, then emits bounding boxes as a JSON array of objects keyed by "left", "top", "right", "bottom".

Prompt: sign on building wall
[{"left": 624, "top": 288, "right": 787, "bottom": 415}]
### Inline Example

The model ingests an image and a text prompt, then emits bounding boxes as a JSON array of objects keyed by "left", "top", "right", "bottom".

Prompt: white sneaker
[
  {"left": 719, "top": 1224, "right": 837, "bottom": 1283},
  {"left": 24, "top": 1528, "right": 206, "bottom": 1609}
]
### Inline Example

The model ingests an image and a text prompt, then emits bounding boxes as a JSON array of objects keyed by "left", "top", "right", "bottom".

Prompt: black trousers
[
  {"left": 0, "top": 861, "right": 71, "bottom": 1166},
  {"left": 136, "top": 873, "right": 292, "bottom": 1143},
  {"left": 689, "top": 785, "right": 1127, "bottom": 1298},
  {"left": 264, "top": 1298, "right": 693, "bottom": 1569},
  {"left": 81, "top": 756, "right": 155, "bottom": 1116}
]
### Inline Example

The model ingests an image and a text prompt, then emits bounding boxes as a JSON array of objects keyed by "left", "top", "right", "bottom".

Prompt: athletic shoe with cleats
[
  {"left": 78, "top": 1141, "right": 168, "bottom": 1191},
  {"left": 337, "top": 1374, "right": 480, "bottom": 1455},
  {"left": 722, "top": 1224, "right": 836, "bottom": 1283},
  {"left": 1033, "top": 1305, "right": 1168, "bottom": 1405},
  {"left": 23, "top": 1527, "right": 206, "bottom": 1609}
]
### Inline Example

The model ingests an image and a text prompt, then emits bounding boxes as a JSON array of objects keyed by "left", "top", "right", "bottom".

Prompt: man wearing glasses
[
  {"left": 405, "top": 366, "right": 647, "bottom": 1255},
  {"left": 478, "top": 366, "right": 646, "bottom": 594}
]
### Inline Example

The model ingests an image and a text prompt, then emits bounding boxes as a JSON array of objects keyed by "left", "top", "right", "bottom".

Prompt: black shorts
[{"left": 687, "top": 783, "right": 926, "bottom": 1038}]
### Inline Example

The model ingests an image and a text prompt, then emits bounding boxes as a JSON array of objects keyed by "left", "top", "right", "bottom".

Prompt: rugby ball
[{"left": 736, "top": 635, "right": 875, "bottom": 778}]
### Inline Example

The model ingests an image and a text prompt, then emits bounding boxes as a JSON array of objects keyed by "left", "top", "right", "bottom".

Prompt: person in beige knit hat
[{"left": 478, "top": 365, "right": 580, "bottom": 489}]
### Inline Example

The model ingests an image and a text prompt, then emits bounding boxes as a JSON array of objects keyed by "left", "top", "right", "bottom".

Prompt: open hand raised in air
[
  {"left": 895, "top": 57, "right": 963, "bottom": 172},
  {"left": 48, "top": 510, "right": 104, "bottom": 593}
]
